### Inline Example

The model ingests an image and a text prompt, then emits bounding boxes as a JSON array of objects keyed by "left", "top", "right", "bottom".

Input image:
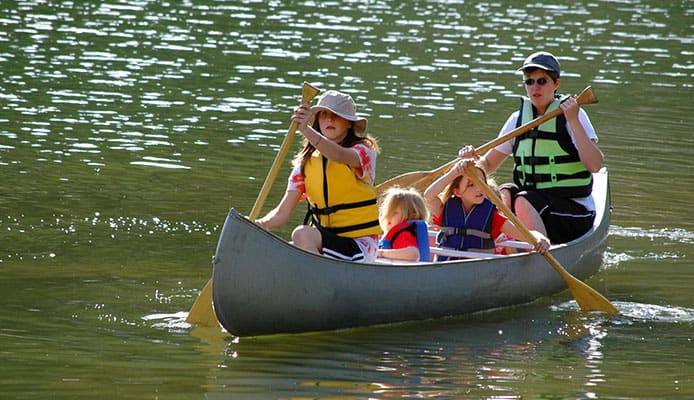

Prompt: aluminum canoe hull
[{"left": 212, "top": 169, "right": 611, "bottom": 336}]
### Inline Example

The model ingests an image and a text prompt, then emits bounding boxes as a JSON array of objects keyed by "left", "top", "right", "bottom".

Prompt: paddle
[
  {"left": 376, "top": 86, "right": 599, "bottom": 195},
  {"left": 186, "top": 82, "right": 321, "bottom": 326},
  {"left": 462, "top": 162, "right": 618, "bottom": 314}
]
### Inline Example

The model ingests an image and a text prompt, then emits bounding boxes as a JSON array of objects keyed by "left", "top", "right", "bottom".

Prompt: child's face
[
  {"left": 317, "top": 110, "right": 352, "bottom": 141},
  {"left": 384, "top": 206, "right": 405, "bottom": 232},
  {"left": 454, "top": 171, "right": 485, "bottom": 206}
]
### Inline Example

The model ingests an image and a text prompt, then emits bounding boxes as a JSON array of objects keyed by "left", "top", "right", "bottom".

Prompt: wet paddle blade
[
  {"left": 463, "top": 163, "right": 619, "bottom": 315},
  {"left": 570, "top": 280, "right": 619, "bottom": 314},
  {"left": 185, "top": 280, "right": 218, "bottom": 326},
  {"left": 545, "top": 252, "right": 618, "bottom": 314}
]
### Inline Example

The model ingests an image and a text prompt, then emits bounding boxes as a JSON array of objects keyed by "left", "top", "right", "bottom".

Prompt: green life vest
[{"left": 512, "top": 96, "right": 593, "bottom": 198}]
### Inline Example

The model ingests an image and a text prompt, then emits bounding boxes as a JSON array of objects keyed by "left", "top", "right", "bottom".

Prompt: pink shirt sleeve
[
  {"left": 351, "top": 143, "right": 377, "bottom": 185},
  {"left": 287, "top": 165, "right": 305, "bottom": 194}
]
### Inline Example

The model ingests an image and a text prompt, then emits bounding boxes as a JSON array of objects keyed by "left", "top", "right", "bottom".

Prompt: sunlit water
[{"left": 1, "top": 1, "right": 692, "bottom": 398}]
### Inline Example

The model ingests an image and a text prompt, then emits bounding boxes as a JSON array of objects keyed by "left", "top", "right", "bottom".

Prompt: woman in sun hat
[
  {"left": 255, "top": 90, "right": 382, "bottom": 262},
  {"left": 458, "top": 51, "right": 604, "bottom": 244}
]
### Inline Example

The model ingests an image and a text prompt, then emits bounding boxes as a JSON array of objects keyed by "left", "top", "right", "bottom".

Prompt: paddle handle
[
  {"left": 419, "top": 86, "right": 598, "bottom": 188},
  {"left": 249, "top": 82, "right": 320, "bottom": 220}
]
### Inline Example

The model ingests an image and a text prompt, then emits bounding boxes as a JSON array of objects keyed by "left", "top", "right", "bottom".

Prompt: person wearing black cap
[{"left": 458, "top": 51, "right": 604, "bottom": 244}]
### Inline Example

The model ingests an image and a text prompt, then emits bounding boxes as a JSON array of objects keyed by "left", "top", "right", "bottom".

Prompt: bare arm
[
  {"left": 292, "top": 103, "right": 362, "bottom": 168},
  {"left": 500, "top": 220, "right": 550, "bottom": 254},
  {"left": 424, "top": 161, "right": 464, "bottom": 217},
  {"left": 561, "top": 98, "right": 604, "bottom": 173},
  {"left": 479, "top": 148, "right": 508, "bottom": 175},
  {"left": 377, "top": 246, "right": 420, "bottom": 261},
  {"left": 255, "top": 190, "right": 302, "bottom": 230}
]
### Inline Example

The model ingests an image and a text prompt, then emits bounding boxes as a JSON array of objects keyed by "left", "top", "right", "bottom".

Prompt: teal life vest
[
  {"left": 436, "top": 197, "right": 495, "bottom": 261},
  {"left": 379, "top": 220, "right": 430, "bottom": 262},
  {"left": 512, "top": 96, "right": 593, "bottom": 198}
]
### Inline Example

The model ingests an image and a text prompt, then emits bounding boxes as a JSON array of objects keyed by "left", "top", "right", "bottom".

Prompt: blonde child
[
  {"left": 377, "top": 187, "right": 431, "bottom": 262},
  {"left": 424, "top": 159, "right": 550, "bottom": 260}
]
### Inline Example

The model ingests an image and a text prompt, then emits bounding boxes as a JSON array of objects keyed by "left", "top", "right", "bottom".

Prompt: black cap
[{"left": 518, "top": 51, "right": 561, "bottom": 77}]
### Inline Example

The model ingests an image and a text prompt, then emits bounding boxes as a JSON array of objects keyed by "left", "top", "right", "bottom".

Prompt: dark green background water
[{"left": 1, "top": 1, "right": 692, "bottom": 398}]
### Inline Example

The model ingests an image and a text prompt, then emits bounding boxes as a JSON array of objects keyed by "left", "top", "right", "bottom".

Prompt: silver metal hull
[{"left": 212, "top": 169, "right": 610, "bottom": 336}]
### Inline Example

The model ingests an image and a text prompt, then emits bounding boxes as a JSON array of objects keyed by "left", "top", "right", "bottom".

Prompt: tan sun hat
[{"left": 311, "top": 90, "right": 368, "bottom": 136}]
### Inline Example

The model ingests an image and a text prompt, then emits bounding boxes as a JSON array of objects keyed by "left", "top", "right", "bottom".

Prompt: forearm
[
  {"left": 563, "top": 102, "right": 603, "bottom": 173},
  {"left": 255, "top": 207, "right": 290, "bottom": 230},
  {"left": 479, "top": 149, "right": 506, "bottom": 175},
  {"left": 424, "top": 168, "right": 457, "bottom": 215},
  {"left": 299, "top": 125, "right": 361, "bottom": 167},
  {"left": 570, "top": 120, "right": 603, "bottom": 172},
  {"left": 255, "top": 191, "right": 300, "bottom": 230},
  {"left": 377, "top": 246, "right": 420, "bottom": 261}
]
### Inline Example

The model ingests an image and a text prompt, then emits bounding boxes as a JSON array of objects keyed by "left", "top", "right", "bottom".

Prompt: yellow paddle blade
[
  {"left": 570, "top": 279, "right": 619, "bottom": 314},
  {"left": 187, "top": 82, "right": 321, "bottom": 327},
  {"left": 376, "top": 171, "right": 430, "bottom": 196},
  {"left": 555, "top": 259, "right": 619, "bottom": 314},
  {"left": 185, "top": 279, "right": 218, "bottom": 326},
  {"left": 463, "top": 163, "right": 618, "bottom": 315}
]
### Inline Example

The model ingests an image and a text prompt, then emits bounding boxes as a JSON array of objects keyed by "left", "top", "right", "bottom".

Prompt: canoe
[{"left": 212, "top": 168, "right": 611, "bottom": 336}]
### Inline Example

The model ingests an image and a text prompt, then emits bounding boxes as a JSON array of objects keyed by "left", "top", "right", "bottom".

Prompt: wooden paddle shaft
[
  {"left": 186, "top": 82, "right": 320, "bottom": 326},
  {"left": 416, "top": 86, "right": 598, "bottom": 188},
  {"left": 249, "top": 82, "right": 320, "bottom": 220},
  {"left": 478, "top": 85, "right": 597, "bottom": 154},
  {"left": 462, "top": 162, "right": 618, "bottom": 314}
]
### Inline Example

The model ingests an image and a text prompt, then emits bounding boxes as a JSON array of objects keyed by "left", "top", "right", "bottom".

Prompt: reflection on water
[
  {"left": 149, "top": 300, "right": 694, "bottom": 398},
  {"left": 201, "top": 305, "right": 636, "bottom": 399},
  {"left": 1, "top": 0, "right": 693, "bottom": 398}
]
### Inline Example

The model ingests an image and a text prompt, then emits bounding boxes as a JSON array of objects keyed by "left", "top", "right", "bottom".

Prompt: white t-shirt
[{"left": 494, "top": 108, "right": 598, "bottom": 211}]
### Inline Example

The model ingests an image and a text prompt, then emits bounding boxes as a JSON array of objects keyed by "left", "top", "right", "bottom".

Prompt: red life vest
[{"left": 379, "top": 220, "right": 430, "bottom": 262}]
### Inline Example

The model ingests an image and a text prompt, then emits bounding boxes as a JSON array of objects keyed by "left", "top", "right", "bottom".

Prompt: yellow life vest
[{"left": 303, "top": 150, "right": 381, "bottom": 238}]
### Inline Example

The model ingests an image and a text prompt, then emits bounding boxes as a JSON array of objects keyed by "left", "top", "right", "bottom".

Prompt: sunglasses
[{"left": 524, "top": 77, "right": 551, "bottom": 86}]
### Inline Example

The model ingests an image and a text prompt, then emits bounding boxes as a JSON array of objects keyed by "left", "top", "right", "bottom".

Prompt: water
[{"left": 1, "top": 0, "right": 692, "bottom": 398}]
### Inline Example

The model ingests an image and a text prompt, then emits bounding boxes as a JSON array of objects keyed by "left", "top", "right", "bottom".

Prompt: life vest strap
[
  {"left": 513, "top": 170, "right": 591, "bottom": 186},
  {"left": 308, "top": 198, "right": 377, "bottom": 216},
  {"left": 513, "top": 154, "right": 577, "bottom": 166},
  {"left": 438, "top": 226, "right": 491, "bottom": 240},
  {"left": 326, "top": 219, "right": 380, "bottom": 235}
]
